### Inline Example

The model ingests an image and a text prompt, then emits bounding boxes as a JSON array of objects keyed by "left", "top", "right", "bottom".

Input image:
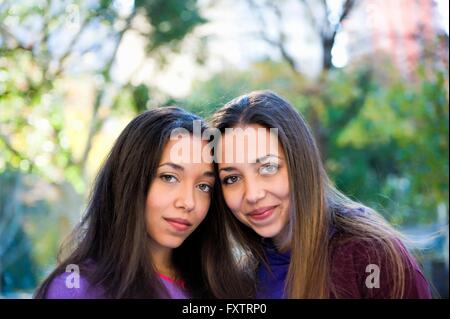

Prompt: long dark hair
[
  {"left": 210, "top": 90, "right": 410, "bottom": 298},
  {"left": 35, "top": 106, "right": 249, "bottom": 298}
]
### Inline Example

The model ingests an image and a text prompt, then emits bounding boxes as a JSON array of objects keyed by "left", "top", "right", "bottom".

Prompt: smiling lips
[
  {"left": 164, "top": 217, "right": 192, "bottom": 231},
  {"left": 247, "top": 205, "right": 277, "bottom": 221}
]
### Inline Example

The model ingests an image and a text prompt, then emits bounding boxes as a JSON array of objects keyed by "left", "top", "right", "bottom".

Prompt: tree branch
[
  {"left": 0, "top": 131, "right": 34, "bottom": 171},
  {"left": 52, "top": 13, "right": 99, "bottom": 78},
  {"left": 246, "top": 0, "right": 300, "bottom": 74},
  {"left": 298, "top": 0, "right": 320, "bottom": 33},
  {"left": 78, "top": 11, "right": 137, "bottom": 177},
  {"left": 339, "top": 0, "right": 356, "bottom": 24},
  {"left": 0, "top": 25, "right": 34, "bottom": 52}
]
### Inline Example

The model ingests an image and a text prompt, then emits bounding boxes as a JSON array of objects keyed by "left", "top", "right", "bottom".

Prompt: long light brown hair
[{"left": 210, "top": 90, "right": 410, "bottom": 298}]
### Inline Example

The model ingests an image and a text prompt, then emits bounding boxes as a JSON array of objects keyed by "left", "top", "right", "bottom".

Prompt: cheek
[
  {"left": 222, "top": 187, "right": 242, "bottom": 213},
  {"left": 145, "top": 184, "right": 171, "bottom": 221},
  {"left": 196, "top": 195, "right": 211, "bottom": 221},
  {"left": 276, "top": 180, "right": 290, "bottom": 201},
  {"left": 276, "top": 168, "right": 290, "bottom": 199},
  {"left": 145, "top": 199, "right": 160, "bottom": 231}
]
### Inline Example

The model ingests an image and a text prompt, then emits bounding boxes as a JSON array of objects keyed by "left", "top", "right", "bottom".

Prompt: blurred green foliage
[
  {"left": 0, "top": 0, "right": 206, "bottom": 296},
  {"left": 179, "top": 59, "right": 449, "bottom": 225},
  {"left": 0, "top": 0, "right": 448, "bottom": 298},
  {"left": 137, "top": 0, "right": 206, "bottom": 52}
]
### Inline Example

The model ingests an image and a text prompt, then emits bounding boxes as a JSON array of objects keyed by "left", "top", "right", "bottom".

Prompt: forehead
[
  {"left": 160, "top": 134, "right": 213, "bottom": 168},
  {"left": 217, "top": 124, "right": 283, "bottom": 165}
]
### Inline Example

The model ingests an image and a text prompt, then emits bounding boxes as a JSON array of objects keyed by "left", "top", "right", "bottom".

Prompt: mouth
[
  {"left": 164, "top": 217, "right": 192, "bottom": 232},
  {"left": 247, "top": 205, "right": 278, "bottom": 222}
]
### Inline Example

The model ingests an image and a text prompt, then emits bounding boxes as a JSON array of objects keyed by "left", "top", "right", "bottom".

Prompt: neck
[
  {"left": 273, "top": 223, "right": 292, "bottom": 253},
  {"left": 149, "top": 240, "right": 176, "bottom": 278}
]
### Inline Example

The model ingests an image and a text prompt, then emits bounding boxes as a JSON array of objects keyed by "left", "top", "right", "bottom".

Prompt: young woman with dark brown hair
[{"left": 34, "top": 107, "right": 248, "bottom": 299}]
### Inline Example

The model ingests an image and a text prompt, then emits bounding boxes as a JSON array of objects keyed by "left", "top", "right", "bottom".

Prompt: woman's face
[
  {"left": 217, "top": 124, "right": 291, "bottom": 239},
  {"left": 145, "top": 134, "right": 215, "bottom": 249}
]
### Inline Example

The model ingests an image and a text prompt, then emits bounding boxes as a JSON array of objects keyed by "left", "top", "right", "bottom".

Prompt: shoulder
[
  {"left": 45, "top": 270, "right": 105, "bottom": 299},
  {"left": 330, "top": 235, "right": 431, "bottom": 298},
  {"left": 159, "top": 274, "right": 190, "bottom": 299}
]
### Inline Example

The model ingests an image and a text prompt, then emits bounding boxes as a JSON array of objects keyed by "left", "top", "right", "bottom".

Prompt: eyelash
[
  {"left": 160, "top": 174, "right": 212, "bottom": 193},
  {"left": 259, "top": 163, "right": 279, "bottom": 175},
  {"left": 222, "top": 175, "right": 241, "bottom": 185},
  {"left": 221, "top": 163, "right": 280, "bottom": 185},
  {"left": 197, "top": 184, "right": 212, "bottom": 193},
  {"left": 160, "top": 174, "right": 178, "bottom": 183}
]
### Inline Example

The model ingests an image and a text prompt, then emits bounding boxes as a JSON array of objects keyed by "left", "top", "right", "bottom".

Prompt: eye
[
  {"left": 160, "top": 174, "right": 178, "bottom": 183},
  {"left": 197, "top": 183, "right": 212, "bottom": 193},
  {"left": 222, "top": 175, "right": 241, "bottom": 185},
  {"left": 259, "top": 163, "right": 279, "bottom": 175}
]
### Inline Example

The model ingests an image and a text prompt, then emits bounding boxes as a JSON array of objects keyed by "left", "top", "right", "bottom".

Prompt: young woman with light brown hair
[{"left": 210, "top": 90, "right": 431, "bottom": 299}]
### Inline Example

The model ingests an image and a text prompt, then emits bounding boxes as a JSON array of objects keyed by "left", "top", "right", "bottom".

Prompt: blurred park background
[{"left": 0, "top": 0, "right": 448, "bottom": 298}]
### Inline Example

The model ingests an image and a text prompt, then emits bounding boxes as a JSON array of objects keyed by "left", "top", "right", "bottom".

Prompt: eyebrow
[
  {"left": 219, "top": 154, "right": 283, "bottom": 173},
  {"left": 159, "top": 162, "right": 184, "bottom": 171},
  {"left": 255, "top": 154, "right": 282, "bottom": 164},
  {"left": 158, "top": 162, "right": 215, "bottom": 178},
  {"left": 218, "top": 167, "right": 237, "bottom": 173}
]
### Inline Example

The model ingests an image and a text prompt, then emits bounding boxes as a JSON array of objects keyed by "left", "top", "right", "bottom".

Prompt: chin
[
  {"left": 166, "top": 240, "right": 184, "bottom": 249},
  {"left": 157, "top": 236, "right": 185, "bottom": 249},
  {"left": 254, "top": 225, "right": 283, "bottom": 239}
]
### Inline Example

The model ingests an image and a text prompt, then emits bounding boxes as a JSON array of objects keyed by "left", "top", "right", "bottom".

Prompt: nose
[
  {"left": 244, "top": 177, "right": 266, "bottom": 204},
  {"left": 174, "top": 184, "right": 195, "bottom": 212}
]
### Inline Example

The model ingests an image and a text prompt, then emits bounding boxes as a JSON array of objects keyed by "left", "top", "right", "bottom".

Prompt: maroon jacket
[
  {"left": 329, "top": 237, "right": 431, "bottom": 298},
  {"left": 257, "top": 236, "right": 432, "bottom": 299}
]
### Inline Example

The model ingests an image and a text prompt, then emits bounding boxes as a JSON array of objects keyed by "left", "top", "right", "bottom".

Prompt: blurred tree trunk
[{"left": 245, "top": 0, "right": 359, "bottom": 159}]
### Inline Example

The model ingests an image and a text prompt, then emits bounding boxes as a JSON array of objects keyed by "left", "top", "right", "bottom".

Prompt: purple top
[
  {"left": 45, "top": 271, "right": 189, "bottom": 299},
  {"left": 256, "top": 237, "right": 432, "bottom": 299}
]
